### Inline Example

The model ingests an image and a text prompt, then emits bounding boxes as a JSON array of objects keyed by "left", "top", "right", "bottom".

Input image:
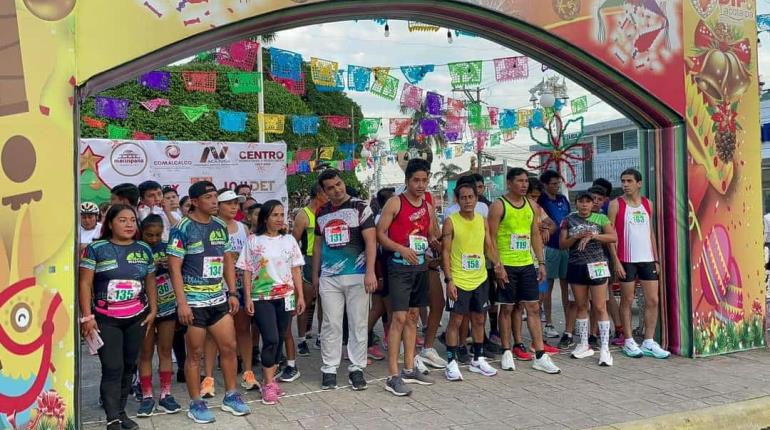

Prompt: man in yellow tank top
[
  {"left": 440, "top": 182, "right": 505, "bottom": 381},
  {"left": 488, "top": 168, "right": 561, "bottom": 374}
]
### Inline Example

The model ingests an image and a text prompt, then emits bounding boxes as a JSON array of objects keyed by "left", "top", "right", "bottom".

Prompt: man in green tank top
[
  {"left": 440, "top": 182, "right": 506, "bottom": 381},
  {"left": 488, "top": 168, "right": 561, "bottom": 374}
]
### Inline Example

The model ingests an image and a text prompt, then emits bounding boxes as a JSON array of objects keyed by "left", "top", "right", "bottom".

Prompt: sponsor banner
[{"left": 80, "top": 139, "right": 288, "bottom": 205}]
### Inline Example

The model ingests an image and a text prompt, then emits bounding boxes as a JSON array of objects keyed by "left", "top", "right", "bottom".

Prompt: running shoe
[
  {"left": 484, "top": 339, "right": 502, "bottom": 355},
  {"left": 222, "top": 391, "right": 251, "bottom": 416},
  {"left": 599, "top": 348, "right": 614, "bottom": 367},
  {"left": 200, "top": 376, "right": 216, "bottom": 399},
  {"left": 107, "top": 420, "right": 121, "bottom": 430},
  {"left": 158, "top": 395, "right": 181, "bottom": 414},
  {"left": 348, "top": 370, "right": 368, "bottom": 391},
  {"left": 305, "top": 332, "right": 313, "bottom": 340},
  {"left": 132, "top": 382, "right": 142, "bottom": 402},
  {"left": 571, "top": 344, "right": 595, "bottom": 359},
  {"left": 275, "top": 382, "right": 286, "bottom": 398},
  {"left": 469, "top": 357, "right": 498, "bottom": 377},
  {"left": 187, "top": 400, "right": 215, "bottom": 424},
  {"left": 414, "top": 355, "right": 430, "bottom": 375},
  {"left": 416, "top": 335, "right": 425, "bottom": 348},
  {"left": 261, "top": 383, "right": 279, "bottom": 405},
  {"left": 532, "top": 353, "right": 561, "bottom": 374},
  {"left": 489, "top": 333, "right": 502, "bottom": 346},
  {"left": 501, "top": 350, "right": 516, "bottom": 371},
  {"left": 321, "top": 372, "right": 337, "bottom": 390},
  {"left": 623, "top": 338, "right": 644, "bottom": 358},
  {"left": 540, "top": 308, "right": 547, "bottom": 322},
  {"left": 542, "top": 343, "right": 560, "bottom": 355},
  {"left": 544, "top": 324, "right": 560, "bottom": 339},
  {"left": 557, "top": 333, "right": 574, "bottom": 349},
  {"left": 297, "top": 340, "right": 310, "bottom": 357},
  {"left": 457, "top": 345, "right": 471, "bottom": 364},
  {"left": 512, "top": 344, "right": 533, "bottom": 361},
  {"left": 419, "top": 347, "right": 448, "bottom": 368},
  {"left": 641, "top": 340, "right": 671, "bottom": 359},
  {"left": 611, "top": 332, "right": 626, "bottom": 347},
  {"left": 314, "top": 336, "right": 321, "bottom": 350},
  {"left": 385, "top": 375, "right": 412, "bottom": 396},
  {"left": 368, "top": 344, "right": 385, "bottom": 361},
  {"left": 119, "top": 413, "right": 139, "bottom": 430},
  {"left": 401, "top": 368, "right": 435, "bottom": 385},
  {"left": 445, "top": 360, "right": 463, "bottom": 381},
  {"left": 137, "top": 398, "right": 155, "bottom": 417},
  {"left": 277, "top": 365, "right": 301, "bottom": 382},
  {"left": 241, "top": 370, "right": 260, "bottom": 390},
  {"left": 588, "top": 334, "right": 599, "bottom": 350}
]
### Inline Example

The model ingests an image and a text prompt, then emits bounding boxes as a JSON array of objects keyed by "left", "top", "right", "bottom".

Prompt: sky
[{"left": 267, "top": 8, "right": 770, "bottom": 188}]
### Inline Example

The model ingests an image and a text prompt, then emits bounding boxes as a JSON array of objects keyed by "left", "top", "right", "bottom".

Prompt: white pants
[{"left": 319, "top": 274, "right": 370, "bottom": 374}]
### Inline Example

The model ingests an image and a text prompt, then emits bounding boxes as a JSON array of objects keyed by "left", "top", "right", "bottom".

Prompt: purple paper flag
[
  {"left": 445, "top": 131, "right": 460, "bottom": 142},
  {"left": 425, "top": 92, "right": 443, "bottom": 116},
  {"left": 138, "top": 71, "right": 171, "bottom": 92},
  {"left": 420, "top": 118, "right": 439, "bottom": 136},
  {"left": 95, "top": 96, "right": 130, "bottom": 119}
]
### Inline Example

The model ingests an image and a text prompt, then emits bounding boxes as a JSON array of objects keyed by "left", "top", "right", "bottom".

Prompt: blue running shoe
[
  {"left": 221, "top": 392, "right": 251, "bottom": 416},
  {"left": 136, "top": 398, "right": 155, "bottom": 417},
  {"left": 158, "top": 395, "right": 181, "bottom": 414},
  {"left": 187, "top": 400, "right": 215, "bottom": 424}
]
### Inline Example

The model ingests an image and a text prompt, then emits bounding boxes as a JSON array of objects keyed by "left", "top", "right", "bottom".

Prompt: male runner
[
  {"left": 111, "top": 183, "right": 140, "bottom": 208},
  {"left": 138, "top": 180, "right": 181, "bottom": 241},
  {"left": 489, "top": 168, "right": 561, "bottom": 374},
  {"left": 80, "top": 202, "right": 102, "bottom": 249},
  {"left": 608, "top": 169, "right": 670, "bottom": 359},
  {"left": 377, "top": 158, "right": 436, "bottom": 396},
  {"left": 167, "top": 181, "right": 250, "bottom": 423}
]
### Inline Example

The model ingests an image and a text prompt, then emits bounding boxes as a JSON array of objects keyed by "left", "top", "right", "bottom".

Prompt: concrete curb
[{"left": 591, "top": 396, "right": 770, "bottom": 430}]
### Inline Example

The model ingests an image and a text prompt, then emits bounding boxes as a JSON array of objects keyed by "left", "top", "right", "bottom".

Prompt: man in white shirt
[
  {"left": 137, "top": 180, "right": 182, "bottom": 241},
  {"left": 79, "top": 201, "right": 102, "bottom": 249}
]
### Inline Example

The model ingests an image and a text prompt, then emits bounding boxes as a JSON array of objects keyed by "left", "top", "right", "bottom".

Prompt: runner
[
  {"left": 376, "top": 159, "right": 436, "bottom": 396},
  {"left": 527, "top": 179, "right": 556, "bottom": 326},
  {"left": 167, "top": 181, "right": 250, "bottom": 424},
  {"left": 110, "top": 183, "right": 140, "bottom": 208},
  {"left": 608, "top": 169, "right": 670, "bottom": 359},
  {"left": 237, "top": 200, "right": 306, "bottom": 405},
  {"left": 367, "top": 187, "right": 394, "bottom": 362},
  {"left": 292, "top": 183, "right": 328, "bottom": 357},
  {"left": 560, "top": 191, "right": 617, "bottom": 366},
  {"left": 137, "top": 215, "right": 181, "bottom": 417},
  {"left": 488, "top": 168, "right": 561, "bottom": 374},
  {"left": 80, "top": 202, "right": 102, "bottom": 249},
  {"left": 180, "top": 196, "right": 192, "bottom": 217},
  {"left": 234, "top": 184, "right": 252, "bottom": 222},
  {"left": 537, "top": 170, "right": 575, "bottom": 347},
  {"left": 79, "top": 204, "right": 158, "bottom": 430},
  {"left": 163, "top": 186, "right": 182, "bottom": 222},
  {"left": 312, "top": 169, "right": 377, "bottom": 391},
  {"left": 440, "top": 181, "right": 503, "bottom": 381},
  {"left": 137, "top": 180, "right": 181, "bottom": 241}
]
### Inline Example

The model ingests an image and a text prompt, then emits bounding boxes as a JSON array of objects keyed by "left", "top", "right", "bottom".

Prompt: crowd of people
[{"left": 78, "top": 160, "right": 669, "bottom": 429}]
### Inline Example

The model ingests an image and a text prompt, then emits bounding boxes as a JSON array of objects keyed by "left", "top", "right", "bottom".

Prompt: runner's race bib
[
  {"left": 107, "top": 279, "right": 142, "bottom": 303},
  {"left": 462, "top": 254, "right": 483, "bottom": 271},
  {"left": 510, "top": 234, "right": 531, "bottom": 251},
  {"left": 587, "top": 261, "right": 610, "bottom": 280},
  {"left": 324, "top": 225, "right": 350, "bottom": 247},
  {"left": 156, "top": 275, "right": 171, "bottom": 296},
  {"left": 630, "top": 210, "right": 647, "bottom": 225},
  {"left": 409, "top": 235, "right": 429, "bottom": 254},
  {"left": 202, "top": 256, "right": 224, "bottom": 279},
  {"left": 285, "top": 294, "right": 296, "bottom": 311}
]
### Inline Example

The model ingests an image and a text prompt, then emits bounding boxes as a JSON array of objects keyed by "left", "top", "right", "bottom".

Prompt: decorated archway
[{"left": 0, "top": 0, "right": 762, "bottom": 427}]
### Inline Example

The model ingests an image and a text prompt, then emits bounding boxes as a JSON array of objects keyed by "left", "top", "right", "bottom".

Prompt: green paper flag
[
  {"left": 107, "top": 124, "right": 130, "bottom": 139},
  {"left": 490, "top": 132, "right": 501, "bottom": 146},
  {"left": 287, "top": 150, "right": 294, "bottom": 162},
  {"left": 228, "top": 72, "right": 262, "bottom": 94},
  {"left": 467, "top": 103, "right": 482, "bottom": 126},
  {"left": 359, "top": 118, "right": 381, "bottom": 136},
  {"left": 571, "top": 95, "right": 588, "bottom": 115},
  {"left": 390, "top": 136, "right": 408, "bottom": 152},
  {"left": 470, "top": 115, "right": 491, "bottom": 131},
  {"left": 370, "top": 74, "right": 399, "bottom": 100},
  {"left": 448, "top": 60, "right": 482, "bottom": 88},
  {"left": 179, "top": 105, "right": 210, "bottom": 122}
]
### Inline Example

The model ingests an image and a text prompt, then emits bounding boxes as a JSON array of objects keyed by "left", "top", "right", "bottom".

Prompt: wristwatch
[
  {"left": 227, "top": 291, "right": 241, "bottom": 299},
  {"left": 444, "top": 277, "right": 453, "bottom": 285}
]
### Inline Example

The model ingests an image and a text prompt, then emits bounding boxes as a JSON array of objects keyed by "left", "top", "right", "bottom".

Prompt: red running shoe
[
  {"left": 512, "top": 344, "right": 533, "bottom": 361},
  {"left": 530, "top": 343, "right": 560, "bottom": 355}
]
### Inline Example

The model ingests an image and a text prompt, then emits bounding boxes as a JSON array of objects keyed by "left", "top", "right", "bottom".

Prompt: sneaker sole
[
  {"left": 514, "top": 355, "right": 533, "bottom": 361},
  {"left": 420, "top": 357, "right": 448, "bottom": 369},
  {"left": 571, "top": 350, "right": 595, "bottom": 359},
  {"left": 501, "top": 364, "right": 516, "bottom": 371},
  {"left": 278, "top": 371, "right": 301, "bottom": 382},
  {"left": 445, "top": 374, "right": 463, "bottom": 381},
  {"left": 241, "top": 382, "right": 260, "bottom": 390},
  {"left": 532, "top": 364, "right": 561, "bottom": 374},
  {"left": 157, "top": 405, "right": 181, "bottom": 414},
  {"left": 623, "top": 349, "right": 644, "bottom": 358},
  {"left": 321, "top": 384, "right": 338, "bottom": 390},
  {"left": 599, "top": 359, "right": 613, "bottom": 367},
  {"left": 136, "top": 411, "right": 154, "bottom": 418},
  {"left": 642, "top": 350, "right": 670, "bottom": 359},
  {"left": 261, "top": 399, "right": 278, "bottom": 405},
  {"left": 468, "top": 366, "right": 497, "bottom": 377},
  {"left": 348, "top": 379, "right": 368, "bottom": 391},
  {"left": 368, "top": 353, "right": 385, "bottom": 360},
  {"left": 187, "top": 411, "right": 215, "bottom": 424},
  {"left": 298, "top": 351, "right": 310, "bottom": 357},
  {"left": 385, "top": 385, "right": 412, "bottom": 396},
  {"left": 201, "top": 392, "right": 215, "bottom": 399},
  {"left": 401, "top": 377, "right": 434, "bottom": 385},
  {"left": 221, "top": 404, "right": 250, "bottom": 416}
]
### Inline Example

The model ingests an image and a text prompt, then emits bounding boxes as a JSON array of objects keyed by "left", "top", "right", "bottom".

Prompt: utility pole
[{"left": 451, "top": 86, "right": 487, "bottom": 175}]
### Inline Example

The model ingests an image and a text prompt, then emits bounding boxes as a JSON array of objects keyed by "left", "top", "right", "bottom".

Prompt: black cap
[{"left": 188, "top": 180, "right": 217, "bottom": 199}]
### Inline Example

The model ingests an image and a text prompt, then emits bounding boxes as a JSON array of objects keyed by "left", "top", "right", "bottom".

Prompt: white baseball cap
[{"left": 217, "top": 190, "right": 246, "bottom": 203}]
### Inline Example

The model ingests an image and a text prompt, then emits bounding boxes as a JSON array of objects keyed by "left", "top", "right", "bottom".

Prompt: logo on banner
[
  {"left": 111, "top": 142, "right": 147, "bottom": 176},
  {"left": 200, "top": 146, "right": 229, "bottom": 163},
  {"left": 165, "top": 144, "right": 181, "bottom": 159},
  {"left": 718, "top": 0, "right": 754, "bottom": 23}
]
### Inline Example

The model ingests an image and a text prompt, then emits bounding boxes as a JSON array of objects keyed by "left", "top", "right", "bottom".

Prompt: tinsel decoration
[
  {"left": 526, "top": 114, "right": 591, "bottom": 188},
  {"left": 408, "top": 21, "right": 440, "bottom": 32}
]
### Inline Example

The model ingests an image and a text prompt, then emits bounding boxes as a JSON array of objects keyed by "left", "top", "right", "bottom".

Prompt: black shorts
[
  {"left": 566, "top": 263, "right": 609, "bottom": 286},
  {"left": 375, "top": 268, "right": 391, "bottom": 297},
  {"left": 486, "top": 268, "right": 498, "bottom": 304},
  {"left": 302, "top": 255, "right": 314, "bottom": 283},
  {"left": 620, "top": 262, "right": 659, "bottom": 282},
  {"left": 497, "top": 265, "right": 539, "bottom": 304},
  {"left": 156, "top": 312, "right": 177, "bottom": 323},
  {"left": 447, "top": 281, "right": 489, "bottom": 315},
  {"left": 388, "top": 268, "right": 429, "bottom": 312},
  {"left": 189, "top": 302, "right": 230, "bottom": 328}
]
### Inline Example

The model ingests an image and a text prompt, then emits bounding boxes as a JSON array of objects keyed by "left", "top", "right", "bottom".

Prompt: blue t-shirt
[
  {"left": 315, "top": 198, "right": 374, "bottom": 277},
  {"left": 538, "top": 193, "right": 571, "bottom": 249},
  {"left": 80, "top": 240, "right": 155, "bottom": 318},
  {"left": 167, "top": 216, "right": 232, "bottom": 308}
]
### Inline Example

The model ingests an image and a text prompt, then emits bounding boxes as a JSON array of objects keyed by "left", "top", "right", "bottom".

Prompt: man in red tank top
[{"left": 377, "top": 158, "right": 437, "bottom": 396}]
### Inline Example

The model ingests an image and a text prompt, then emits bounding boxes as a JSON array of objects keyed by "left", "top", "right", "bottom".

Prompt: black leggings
[
  {"left": 96, "top": 313, "right": 144, "bottom": 421},
  {"left": 252, "top": 298, "right": 290, "bottom": 368}
]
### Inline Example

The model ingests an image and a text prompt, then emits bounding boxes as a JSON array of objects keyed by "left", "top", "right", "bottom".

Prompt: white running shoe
[
  {"left": 414, "top": 355, "right": 430, "bottom": 375},
  {"left": 543, "top": 324, "right": 560, "bottom": 339},
  {"left": 445, "top": 360, "right": 463, "bottom": 381},
  {"left": 420, "top": 347, "right": 448, "bottom": 369},
  {"left": 641, "top": 340, "right": 671, "bottom": 359},
  {"left": 570, "top": 344, "right": 595, "bottom": 359},
  {"left": 469, "top": 357, "right": 497, "bottom": 377},
  {"left": 501, "top": 350, "right": 516, "bottom": 371},
  {"left": 623, "top": 338, "right": 644, "bottom": 358},
  {"left": 532, "top": 353, "right": 561, "bottom": 374},
  {"left": 599, "top": 348, "right": 613, "bottom": 367}
]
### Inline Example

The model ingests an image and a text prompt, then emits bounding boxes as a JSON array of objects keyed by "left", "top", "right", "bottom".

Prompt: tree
[{"left": 434, "top": 162, "right": 462, "bottom": 184}]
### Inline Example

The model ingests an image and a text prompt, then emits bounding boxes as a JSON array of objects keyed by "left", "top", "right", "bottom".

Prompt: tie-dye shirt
[
  {"left": 80, "top": 240, "right": 155, "bottom": 319},
  {"left": 236, "top": 234, "right": 304, "bottom": 301},
  {"left": 315, "top": 197, "right": 374, "bottom": 277},
  {"left": 167, "top": 216, "right": 232, "bottom": 308}
]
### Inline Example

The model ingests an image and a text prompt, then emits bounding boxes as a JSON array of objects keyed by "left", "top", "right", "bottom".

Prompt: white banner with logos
[{"left": 79, "top": 139, "right": 288, "bottom": 205}]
